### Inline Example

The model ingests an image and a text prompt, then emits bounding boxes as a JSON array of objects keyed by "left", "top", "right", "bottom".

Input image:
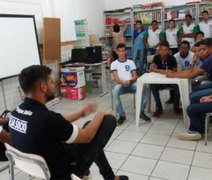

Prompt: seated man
[
  {"left": 111, "top": 43, "right": 150, "bottom": 125},
  {"left": 150, "top": 41, "right": 181, "bottom": 116},
  {"left": 9, "top": 65, "right": 128, "bottom": 180},
  {"left": 179, "top": 94, "right": 212, "bottom": 141},
  {"left": 166, "top": 38, "right": 212, "bottom": 104},
  {"left": 174, "top": 40, "right": 194, "bottom": 70}
]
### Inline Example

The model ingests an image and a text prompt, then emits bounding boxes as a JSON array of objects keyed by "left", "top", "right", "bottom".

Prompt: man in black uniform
[
  {"left": 150, "top": 42, "right": 181, "bottom": 116},
  {"left": 9, "top": 65, "right": 128, "bottom": 180}
]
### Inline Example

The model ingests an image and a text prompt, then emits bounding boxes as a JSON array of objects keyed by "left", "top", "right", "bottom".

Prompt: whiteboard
[{"left": 0, "top": 14, "right": 41, "bottom": 80}]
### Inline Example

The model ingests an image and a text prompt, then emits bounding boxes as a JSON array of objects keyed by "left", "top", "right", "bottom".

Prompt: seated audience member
[
  {"left": 191, "top": 31, "right": 204, "bottom": 52},
  {"left": 9, "top": 65, "right": 128, "bottom": 180},
  {"left": 166, "top": 38, "right": 212, "bottom": 104},
  {"left": 111, "top": 43, "right": 150, "bottom": 125},
  {"left": 179, "top": 94, "right": 212, "bottom": 141},
  {"left": 0, "top": 118, "right": 11, "bottom": 161},
  {"left": 150, "top": 42, "right": 181, "bottom": 116},
  {"left": 174, "top": 40, "right": 194, "bottom": 70}
]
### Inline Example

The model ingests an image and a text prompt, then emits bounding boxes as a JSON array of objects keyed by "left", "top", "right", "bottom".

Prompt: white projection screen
[{"left": 0, "top": 14, "right": 41, "bottom": 80}]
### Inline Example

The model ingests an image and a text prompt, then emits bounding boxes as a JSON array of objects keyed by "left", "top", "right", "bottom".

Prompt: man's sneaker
[
  {"left": 153, "top": 107, "right": 163, "bottom": 117},
  {"left": 119, "top": 175, "right": 129, "bottom": 180},
  {"left": 178, "top": 131, "right": 201, "bottom": 141},
  {"left": 117, "top": 116, "right": 126, "bottom": 125},
  {"left": 140, "top": 113, "right": 151, "bottom": 122}
]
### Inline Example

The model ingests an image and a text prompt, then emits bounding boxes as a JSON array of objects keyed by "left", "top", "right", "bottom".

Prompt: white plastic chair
[
  {"left": 205, "top": 113, "right": 212, "bottom": 145},
  {"left": 71, "top": 174, "right": 82, "bottom": 180},
  {"left": 4, "top": 143, "right": 51, "bottom": 180}
]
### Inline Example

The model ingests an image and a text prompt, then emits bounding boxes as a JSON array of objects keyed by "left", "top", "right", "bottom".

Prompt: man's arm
[
  {"left": 64, "top": 101, "right": 97, "bottom": 123},
  {"left": 200, "top": 95, "right": 212, "bottom": 103},
  {"left": 112, "top": 71, "right": 124, "bottom": 85},
  {"left": 165, "top": 66, "right": 205, "bottom": 79},
  {"left": 0, "top": 128, "right": 11, "bottom": 144}
]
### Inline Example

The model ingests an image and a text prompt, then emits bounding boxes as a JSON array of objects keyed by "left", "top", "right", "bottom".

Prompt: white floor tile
[
  {"left": 141, "top": 133, "right": 170, "bottom": 146},
  {"left": 152, "top": 161, "right": 190, "bottom": 180},
  {"left": 117, "top": 130, "right": 145, "bottom": 143},
  {"left": 125, "top": 122, "right": 153, "bottom": 133},
  {"left": 105, "top": 151, "right": 128, "bottom": 170},
  {"left": 167, "top": 136, "right": 197, "bottom": 151},
  {"left": 193, "top": 151, "right": 212, "bottom": 169},
  {"left": 160, "top": 147, "right": 194, "bottom": 165},
  {"left": 117, "top": 170, "right": 149, "bottom": 180},
  {"left": 196, "top": 140, "right": 212, "bottom": 154},
  {"left": 148, "top": 124, "right": 175, "bottom": 136},
  {"left": 188, "top": 166, "right": 212, "bottom": 180},
  {"left": 120, "top": 156, "right": 157, "bottom": 176},
  {"left": 110, "top": 129, "right": 123, "bottom": 140},
  {"left": 132, "top": 143, "right": 164, "bottom": 160},
  {"left": 106, "top": 139, "right": 137, "bottom": 154}
]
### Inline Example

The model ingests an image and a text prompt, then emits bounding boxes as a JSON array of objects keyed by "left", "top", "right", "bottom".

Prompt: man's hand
[
  {"left": 200, "top": 95, "right": 212, "bottom": 103},
  {"left": 123, "top": 80, "right": 131, "bottom": 87},
  {"left": 166, "top": 71, "right": 176, "bottom": 78},
  {"left": 81, "top": 101, "right": 97, "bottom": 117}
]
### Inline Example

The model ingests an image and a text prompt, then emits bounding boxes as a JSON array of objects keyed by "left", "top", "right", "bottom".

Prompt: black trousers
[{"left": 52, "top": 115, "right": 117, "bottom": 180}]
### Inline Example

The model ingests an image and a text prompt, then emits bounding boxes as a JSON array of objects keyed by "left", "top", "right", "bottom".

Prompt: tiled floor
[{"left": 1, "top": 82, "right": 212, "bottom": 180}]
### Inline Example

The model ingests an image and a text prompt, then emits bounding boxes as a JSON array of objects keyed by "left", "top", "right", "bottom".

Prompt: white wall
[
  {"left": 105, "top": 0, "right": 199, "bottom": 10},
  {"left": 52, "top": 0, "right": 105, "bottom": 41}
]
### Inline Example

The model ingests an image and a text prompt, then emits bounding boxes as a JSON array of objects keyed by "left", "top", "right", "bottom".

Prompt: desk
[
  {"left": 136, "top": 72, "right": 190, "bottom": 127},
  {"left": 62, "top": 61, "right": 108, "bottom": 97}
]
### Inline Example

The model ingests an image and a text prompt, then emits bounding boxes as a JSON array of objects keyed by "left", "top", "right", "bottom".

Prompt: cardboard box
[
  {"left": 61, "top": 86, "right": 86, "bottom": 100},
  {"left": 60, "top": 67, "right": 85, "bottom": 88}
]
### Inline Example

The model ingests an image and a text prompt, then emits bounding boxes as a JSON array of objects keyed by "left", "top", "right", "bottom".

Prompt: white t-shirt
[
  {"left": 199, "top": 20, "right": 212, "bottom": 38},
  {"left": 174, "top": 51, "right": 194, "bottom": 70},
  {"left": 147, "top": 29, "right": 161, "bottom": 48},
  {"left": 110, "top": 59, "right": 136, "bottom": 81},
  {"left": 181, "top": 23, "right": 196, "bottom": 46},
  {"left": 165, "top": 28, "right": 178, "bottom": 48}
]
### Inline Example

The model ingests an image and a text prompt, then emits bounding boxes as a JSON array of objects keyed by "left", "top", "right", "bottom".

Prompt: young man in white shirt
[
  {"left": 198, "top": 10, "right": 212, "bottom": 38},
  {"left": 174, "top": 40, "right": 194, "bottom": 70},
  {"left": 178, "top": 14, "right": 200, "bottom": 47},
  {"left": 144, "top": 20, "right": 165, "bottom": 55},
  {"left": 111, "top": 43, "right": 150, "bottom": 124},
  {"left": 165, "top": 19, "right": 179, "bottom": 55}
]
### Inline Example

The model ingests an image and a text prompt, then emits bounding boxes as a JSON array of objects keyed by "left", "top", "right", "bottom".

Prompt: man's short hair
[
  {"left": 201, "top": 38, "right": 212, "bottom": 48},
  {"left": 179, "top": 40, "right": 190, "bottom": 48},
  {"left": 202, "top": 10, "right": 209, "bottom": 15},
  {"left": 194, "top": 41, "right": 201, "bottom": 47},
  {"left": 195, "top": 31, "right": 204, "bottom": 39},
  {"left": 169, "top": 19, "right": 175, "bottom": 24},
  {"left": 136, "top": 20, "right": 142, "bottom": 24},
  {"left": 159, "top": 41, "right": 170, "bottom": 48},
  {"left": 151, "top": 20, "right": 158, "bottom": 25},
  {"left": 185, "top": 14, "right": 192, "bottom": 19},
  {"left": 19, "top": 65, "right": 52, "bottom": 94},
  {"left": 116, "top": 43, "right": 126, "bottom": 50}
]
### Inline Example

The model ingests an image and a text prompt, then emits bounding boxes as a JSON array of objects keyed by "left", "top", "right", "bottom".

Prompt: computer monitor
[
  {"left": 71, "top": 48, "right": 87, "bottom": 63},
  {"left": 86, "top": 46, "right": 102, "bottom": 64}
]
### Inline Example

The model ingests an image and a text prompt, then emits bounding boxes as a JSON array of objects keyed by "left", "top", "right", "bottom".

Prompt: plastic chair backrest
[
  {"left": 71, "top": 174, "right": 82, "bottom": 180},
  {"left": 4, "top": 143, "right": 50, "bottom": 180}
]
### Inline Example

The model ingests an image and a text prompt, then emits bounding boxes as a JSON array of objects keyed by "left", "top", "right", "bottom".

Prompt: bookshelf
[
  {"left": 164, "top": 3, "right": 197, "bottom": 30},
  {"left": 133, "top": 2, "right": 164, "bottom": 30},
  {"left": 104, "top": 8, "right": 133, "bottom": 58}
]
